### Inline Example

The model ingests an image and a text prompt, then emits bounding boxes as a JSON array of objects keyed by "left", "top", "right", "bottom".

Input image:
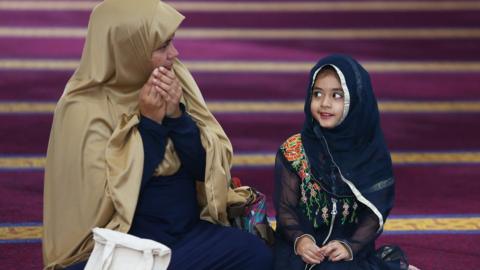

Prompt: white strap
[
  {"left": 101, "top": 242, "right": 116, "bottom": 270},
  {"left": 141, "top": 249, "right": 154, "bottom": 270}
]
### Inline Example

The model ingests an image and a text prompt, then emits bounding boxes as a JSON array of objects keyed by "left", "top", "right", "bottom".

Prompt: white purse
[{"left": 85, "top": 228, "right": 172, "bottom": 270}]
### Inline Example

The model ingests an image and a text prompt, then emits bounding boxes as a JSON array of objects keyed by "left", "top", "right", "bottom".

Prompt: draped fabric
[{"left": 43, "top": 1, "right": 246, "bottom": 268}]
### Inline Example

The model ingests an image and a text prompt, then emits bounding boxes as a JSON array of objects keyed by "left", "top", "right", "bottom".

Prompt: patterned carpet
[{"left": 1, "top": 0, "right": 480, "bottom": 269}]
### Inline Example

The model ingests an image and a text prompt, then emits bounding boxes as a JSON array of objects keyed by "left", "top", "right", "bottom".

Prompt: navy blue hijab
[{"left": 301, "top": 54, "right": 394, "bottom": 229}]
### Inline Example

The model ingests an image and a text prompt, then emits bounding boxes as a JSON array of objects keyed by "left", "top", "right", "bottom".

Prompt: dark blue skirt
[{"left": 65, "top": 221, "right": 273, "bottom": 270}]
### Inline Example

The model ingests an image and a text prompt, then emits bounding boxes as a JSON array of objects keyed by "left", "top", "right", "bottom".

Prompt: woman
[
  {"left": 43, "top": 0, "right": 272, "bottom": 269},
  {"left": 273, "top": 54, "right": 417, "bottom": 270}
]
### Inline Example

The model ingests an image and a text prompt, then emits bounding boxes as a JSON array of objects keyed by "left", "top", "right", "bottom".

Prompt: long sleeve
[
  {"left": 163, "top": 108, "right": 206, "bottom": 180},
  {"left": 274, "top": 151, "right": 312, "bottom": 244},
  {"left": 344, "top": 207, "right": 381, "bottom": 256},
  {"left": 138, "top": 115, "right": 169, "bottom": 189}
]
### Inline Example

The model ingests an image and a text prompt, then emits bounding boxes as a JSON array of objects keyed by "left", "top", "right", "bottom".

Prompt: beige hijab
[{"left": 43, "top": 0, "right": 246, "bottom": 268}]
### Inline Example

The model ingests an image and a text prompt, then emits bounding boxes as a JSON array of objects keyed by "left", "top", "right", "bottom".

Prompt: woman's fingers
[
  {"left": 157, "top": 68, "right": 180, "bottom": 94},
  {"left": 148, "top": 67, "right": 182, "bottom": 118},
  {"left": 147, "top": 68, "right": 161, "bottom": 86},
  {"left": 158, "top": 72, "right": 173, "bottom": 85},
  {"left": 154, "top": 86, "right": 169, "bottom": 100},
  {"left": 159, "top": 66, "right": 176, "bottom": 79},
  {"left": 154, "top": 80, "right": 181, "bottom": 102},
  {"left": 142, "top": 83, "right": 163, "bottom": 105}
]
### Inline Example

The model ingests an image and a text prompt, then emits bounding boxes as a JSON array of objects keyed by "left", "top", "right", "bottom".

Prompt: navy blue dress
[
  {"left": 66, "top": 112, "right": 272, "bottom": 270},
  {"left": 274, "top": 141, "right": 407, "bottom": 270}
]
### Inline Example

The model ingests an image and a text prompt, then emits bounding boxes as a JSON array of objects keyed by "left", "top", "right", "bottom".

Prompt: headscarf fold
[
  {"left": 301, "top": 54, "right": 395, "bottom": 232},
  {"left": 43, "top": 1, "right": 245, "bottom": 268}
]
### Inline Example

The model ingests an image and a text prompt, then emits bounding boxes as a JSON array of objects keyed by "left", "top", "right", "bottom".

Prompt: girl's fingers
[
  {"left": 302, "top": 253, "right": 320, "bottom": 265},
  {"left": 320, "top": 245, "right": 334, "bottom": 256},
  {"left": 330, "top": 253, "right": 339, "bottom": 262},
  {"left": 305, "top": 248, "right": 323, "bottom": 263},
  {"left": 330, "top": 252, "right": 346, "bottom": 262}
]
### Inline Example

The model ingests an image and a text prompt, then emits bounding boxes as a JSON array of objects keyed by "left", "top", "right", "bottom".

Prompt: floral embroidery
[
  {"left": 321, "top": 206, "right": 329, "bottom": 225},
  {"left": 281, "top": 134, "right": 360, "bottom": 228},
  {"left": 341, "top": 201, "right": 350, "bottom": 224},
  {"left": 350, "top": 202, "right": 358, "bottom": 223},
  {"left": 281, "top": 134, "right": 325, "bottom": 227}
]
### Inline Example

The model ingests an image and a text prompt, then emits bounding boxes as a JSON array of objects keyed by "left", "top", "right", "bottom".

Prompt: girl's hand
[
  {"left": 296, "top": 235, "right": 325, "bottom": 264},
  {"left": 319, "top": 241, "right": 351, "bottom": 262}
]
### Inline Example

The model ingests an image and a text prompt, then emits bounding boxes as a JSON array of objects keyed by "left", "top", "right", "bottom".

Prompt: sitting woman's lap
[
  {"left": 64, "top": 221, "right": 272, "bottom": 270},
  {"left": 168, "top": 220, "right": 272, "bottom": 270}
]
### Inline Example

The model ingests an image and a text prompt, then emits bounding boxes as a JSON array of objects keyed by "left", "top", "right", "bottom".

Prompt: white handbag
[{"left": 85, "top": 228, "right": 172, "bottom": 270}]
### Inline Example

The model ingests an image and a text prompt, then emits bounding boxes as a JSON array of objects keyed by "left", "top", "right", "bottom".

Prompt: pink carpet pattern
[{"left": 1, "top": 0, "right": 480, "bottom": 269}]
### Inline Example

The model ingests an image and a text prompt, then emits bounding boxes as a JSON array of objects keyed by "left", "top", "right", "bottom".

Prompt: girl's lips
[{"left": 319, "top": 112, "right": 335, "bottom": 120}]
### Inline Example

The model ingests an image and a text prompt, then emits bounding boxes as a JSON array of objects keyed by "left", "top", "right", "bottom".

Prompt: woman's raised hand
[
  {"left": 139, "top": 68, "right": 167, "bottom": 123},
  {"left": 153, "top": 66, "right": 183, "bottom": 118}
]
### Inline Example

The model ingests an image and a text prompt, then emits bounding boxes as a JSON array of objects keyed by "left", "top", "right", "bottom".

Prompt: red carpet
[
  {"left": 2, "top": 72, "right": 480, "bottom": 101},
  {"left": 2, "top": 113, "right": 480, "bottom": 153},
  {"left": 377, "top": 234, "right": 480, "bottom": 270}
]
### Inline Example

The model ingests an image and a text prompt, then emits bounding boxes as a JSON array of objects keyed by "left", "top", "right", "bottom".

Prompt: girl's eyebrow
[{"left": 312, "top": 87, "right": 343, "bottom": 92}]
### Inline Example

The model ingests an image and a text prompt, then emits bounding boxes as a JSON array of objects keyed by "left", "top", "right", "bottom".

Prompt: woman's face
[
  {"left": 310, "top": 69, "right": 345, "bottom": 129},
  {"left": 151, "top": 36, "right": 179, "bottom": 70}
]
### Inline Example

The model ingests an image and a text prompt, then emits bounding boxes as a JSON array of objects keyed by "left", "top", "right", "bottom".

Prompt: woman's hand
[
  {"left": 319, "top": 240, "right": 352, "bottom": 262},
  {"left": 296, "top": 235, "right": 325, "bottom": 265},
  {"left": 153, "top": 66, "right": 183, "bottom": 118},
  {"left": 139, "top": 69, "right": 167, "bottom": 123}
]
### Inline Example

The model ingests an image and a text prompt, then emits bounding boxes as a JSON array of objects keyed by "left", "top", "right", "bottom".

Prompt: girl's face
[
  {"left": 151, "top": 35, "right": 179, "bottom": 70},
  {"left": 310, "top": 69, "right": 345, "bottom": 129}
]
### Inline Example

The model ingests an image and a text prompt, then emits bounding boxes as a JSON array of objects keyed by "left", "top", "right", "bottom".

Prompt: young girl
[{"left": 273, "top": 54, "right": 416, "bottom": 270}]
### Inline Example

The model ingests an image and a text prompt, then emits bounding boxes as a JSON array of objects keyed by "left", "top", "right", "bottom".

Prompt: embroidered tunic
[
  {"left": 280, "top": 134, "right": 360, "bottom": 229},
  {"left": 274, "top": 134, "right": 405, "bottom": 270}
]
